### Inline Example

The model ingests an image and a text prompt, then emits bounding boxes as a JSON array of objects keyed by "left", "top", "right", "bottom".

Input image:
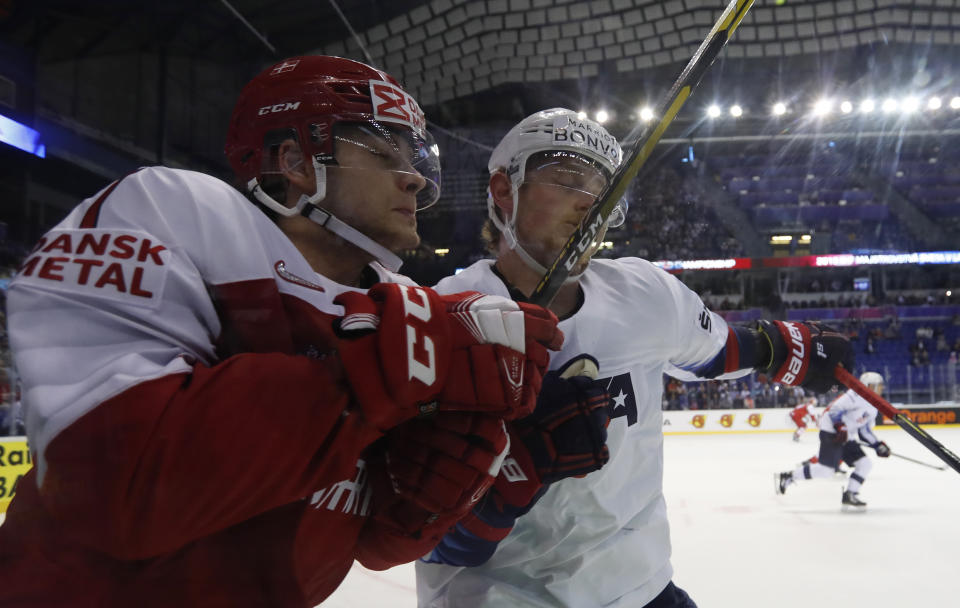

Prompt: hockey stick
[
  {"left": 530, "top": 0, "right": 755, "bottom": 307},
  {"left": 835, "top": 367, "right": 960, "bottom": 475},
  {"left": 856, "top": 442, "right": 947, "bottom": 471}
]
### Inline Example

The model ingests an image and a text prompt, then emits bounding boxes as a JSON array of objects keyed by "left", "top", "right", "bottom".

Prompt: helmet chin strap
[
  {"left": 301, "top": 202, "right": 403, "bottom": 272},
  {"left": 249, "top": 159, "right": 403, "bottom": 273}
]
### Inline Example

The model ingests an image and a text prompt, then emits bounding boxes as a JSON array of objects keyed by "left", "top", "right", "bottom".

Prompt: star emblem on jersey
[{"left": 603, "top": 373, "right": 638, "bottom": 426}]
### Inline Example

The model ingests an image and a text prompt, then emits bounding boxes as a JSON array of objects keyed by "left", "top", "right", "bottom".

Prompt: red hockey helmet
[{"left": 225, "top": 55, "right": 440, "bottom": 211}]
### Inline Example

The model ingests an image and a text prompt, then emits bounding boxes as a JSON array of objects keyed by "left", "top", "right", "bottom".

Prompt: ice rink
[{"left": 325, "top": 426, "right": 960, "bottom": 607}]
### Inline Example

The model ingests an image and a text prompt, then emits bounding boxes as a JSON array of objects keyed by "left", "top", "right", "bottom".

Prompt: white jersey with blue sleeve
[
  {"left": 416, "top": 257, "right": 747, "bottom": 608},
  {"left": 819, "top": 389, "right": 880, "bottom": 446}
]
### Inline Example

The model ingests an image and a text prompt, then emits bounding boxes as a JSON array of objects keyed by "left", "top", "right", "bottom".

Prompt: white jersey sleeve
[{"left": 819, "top": 389, "right": 879, "bottom": 444}]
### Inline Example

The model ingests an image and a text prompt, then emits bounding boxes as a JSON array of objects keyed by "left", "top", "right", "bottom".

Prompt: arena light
[
  {"left": 770, "top": 235, "right": 792, "bottom": 243},
  {"left": 950, "top": 96, "right": 960, "bottom": 110},
  {"left": 859, "top": 99, "right": 875, "bottom": 113},
  {"left": 595, "top": 109, "right": 609, "bottom": 123},
  {"left": 729, "top": 104, "right": 743, "bottom": 117},
  {"left": 772, "top": 102, "right": 787, "bottom": 116},
  {"left": 928, "top": 96, "right": 942, "bottom": 110},
  {"left": 434, "top": 247, "right": 449, "bottom": 256},
  {"left": 812, "top": 98, "right": 831, "bottom": 116},
  {"left": 0, "top": 113, "right": 46, "bottom": 158},
  {"left": 639, "top": 106, "right": 654, "bottom": 122},
  {"left": 707, "top": 104, "right": 721, "bottom": 118},
  {"left": 799, "top": 234, "right": 812, "bottom": 244},
  {"left": 577, "top": 110, "right": 587, "bottom": 120},
  {"left": 882, "top": 98, "right": 898, "bottom": 113},
  {"left": 839, "top": 100, "right": 853, "bottom": 113},
  {"left": 901, "top": 97, "right": 920, "bottom": 113}
]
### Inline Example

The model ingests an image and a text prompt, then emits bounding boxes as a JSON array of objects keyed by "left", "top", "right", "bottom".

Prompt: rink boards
[{"left": 662, "top": 403, "right": 960, "bottom": 434}]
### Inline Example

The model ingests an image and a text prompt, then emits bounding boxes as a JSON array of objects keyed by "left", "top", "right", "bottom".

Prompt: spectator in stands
[
  {"left": 936, "top": 332, "right": 949, "bottom": 352},
  {"left": 885, "top": 316, "right": 902, "bottom": 340},
  {"left": 865, "top": 335, "right": 876, "bottom": 354}
]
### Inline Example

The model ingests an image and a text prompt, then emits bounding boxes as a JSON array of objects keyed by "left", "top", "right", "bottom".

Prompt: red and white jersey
[
  {"left": 2, "top": 166, "right": 412, "bottom": 606},
  {"left": 417, "top": 258, "right": 738, "bottom": 608},
  {"left": 790, "top": 399, "right": 819, "bottom": 427}
]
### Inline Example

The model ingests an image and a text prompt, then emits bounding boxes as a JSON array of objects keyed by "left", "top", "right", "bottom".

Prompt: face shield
[
  {"left": 327, "top": 122, "right": 441, "bottom": 210},
  {"left": 519, "top": 150, "right": 627, "bottom": 226},
  {"left": 514, "top": 151, "right": 625, "bottom": 272}
]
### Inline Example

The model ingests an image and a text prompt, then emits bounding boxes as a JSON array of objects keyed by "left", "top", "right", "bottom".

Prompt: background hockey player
[
  {"left": 789, "top": 396, "right": 820, "bottom": 441},
  {"left": 415, "top": 108, "right": 855, "bottom": 608},
  {"left": 0, "top": 56, "right": 566, "bottom": 607},
  {"left": 777, "top": 371, "right": 891, "bottom": 508}
]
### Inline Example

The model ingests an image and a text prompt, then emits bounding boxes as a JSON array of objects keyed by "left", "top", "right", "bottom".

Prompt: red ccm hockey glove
[
  {"left": 355, "top": 412, "right": 510, "bottom": 570},
  {"left": 756, "top": 320, "right": 854, "bottom": 394},
  {"left": 334, "top": 284, "right": 563, "bottom": 432}
]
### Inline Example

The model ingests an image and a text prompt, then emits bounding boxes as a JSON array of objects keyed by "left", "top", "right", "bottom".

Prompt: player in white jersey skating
[
  {"left": 415, "top": 108, "right": 855, "bottom": 608},
  {"left": 0, "top": 56, "right": 567, "bottom": 607},
  {"left": 777, "top": 372, "right": 891, "bottom": 508}
]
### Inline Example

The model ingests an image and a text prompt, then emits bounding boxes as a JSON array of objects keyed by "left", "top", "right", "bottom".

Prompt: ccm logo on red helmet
[
  {"left": 258, "top": 101, "right": 301, "bottom": 115},
  {"left": 399, "top": 286, "right": 437, "bottom": 386}
]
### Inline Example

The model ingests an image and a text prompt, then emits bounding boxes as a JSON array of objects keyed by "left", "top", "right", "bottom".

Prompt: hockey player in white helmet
[
  {"left": 0, "top": 56, "right": 566, "bottom": 606},
  {"left": 777, "top": 371, "right": 891, "bottom": 508},
  {"left": 416, "top": 108, "right": 855, "bottom": 608}
]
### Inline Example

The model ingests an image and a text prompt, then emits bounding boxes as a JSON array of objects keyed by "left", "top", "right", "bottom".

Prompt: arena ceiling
[{"left": 2, "top": 0, "right": 959, "bottom": 175}]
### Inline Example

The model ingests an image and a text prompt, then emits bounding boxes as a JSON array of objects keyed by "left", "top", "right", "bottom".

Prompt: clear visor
[
  {"left": 329, "top": 122, "right": 441, "bottom": 210},
  {"left": 521, "top": 151, "right": 627, "bottom": 228}
]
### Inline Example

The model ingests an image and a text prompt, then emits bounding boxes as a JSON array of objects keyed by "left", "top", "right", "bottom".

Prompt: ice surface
[{"left": 326, "top": 426, "right": 960, "bottom": 607}]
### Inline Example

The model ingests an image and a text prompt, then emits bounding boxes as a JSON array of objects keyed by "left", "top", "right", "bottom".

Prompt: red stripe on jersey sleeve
[
  {"left": 723, "top": 326, "right": 740, "bottom": 374},
  {"left": 79, "top": 170, "right": 142, "bottom": 228}
]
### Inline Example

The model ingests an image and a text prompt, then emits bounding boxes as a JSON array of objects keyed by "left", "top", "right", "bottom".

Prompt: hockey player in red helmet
[
  {"left": 0, "top": 56, "right": 566, "bottom": 607},
  {"left": 225, "top": 55, "right": 442, "bottom": 277}
]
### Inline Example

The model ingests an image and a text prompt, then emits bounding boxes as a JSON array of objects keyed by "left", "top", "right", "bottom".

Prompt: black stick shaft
[
  {"left": 889, "top": 451, "right": 947, "bottom": 470},
  {"left": 857, "top": 441, "right": 946, "bottom": 470},
  {"left": 530, "top": 0, "right": 755, "bottom": 307}
]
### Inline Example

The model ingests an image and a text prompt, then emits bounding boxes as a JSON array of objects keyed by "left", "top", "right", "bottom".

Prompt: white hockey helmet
[
  {"left": 859, "top": 371, "right": 884, "bottom": 390},
  {"left": 487, "top": 108, "right": 627, "bottom": 258}
]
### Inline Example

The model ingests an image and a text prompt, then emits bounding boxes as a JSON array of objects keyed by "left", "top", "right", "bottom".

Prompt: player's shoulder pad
[
  {"left": 433, "top": 259, "right": 500, "bottom": 295},
  {"left": 589, "top": 257, "right": 674, "bottom": 285},
  {"left": 371, "top": 263, "right": 418, "bottom": 286}
]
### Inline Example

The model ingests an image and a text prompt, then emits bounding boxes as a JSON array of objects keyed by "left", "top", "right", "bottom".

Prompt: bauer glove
[{"left": 756, "top": 320, "right": 854, "bottom": 394}]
